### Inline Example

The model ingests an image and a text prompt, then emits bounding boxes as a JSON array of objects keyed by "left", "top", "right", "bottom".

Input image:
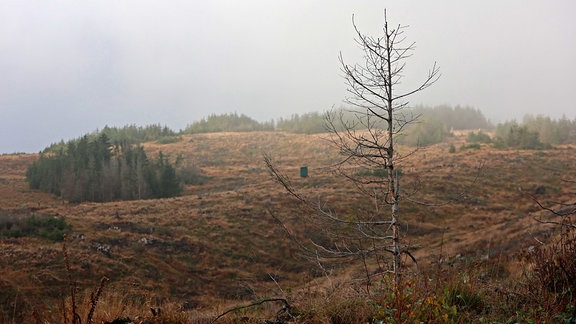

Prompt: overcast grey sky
[{"left": 1, "top": 0, "right": 575, "bottom": 153}]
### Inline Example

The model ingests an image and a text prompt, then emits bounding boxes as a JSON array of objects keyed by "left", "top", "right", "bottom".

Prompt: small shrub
[
  {"left": 177, "top": 165, "right": 210, "bottom": 185},
  {"left": 0, "top": 211, "right": 71, "bottom": 241},
  {"left": 155, "top": 135, "right": 182, "bottom": 144},
  {"left": 445, "top": 283, "right": 483, "bottom": 313},
  {"left": 400, "top": 118, "right": 450, "bottom": 147},
  {"left": 372, "top": 275, "right": 459, "bottom": 323},
  {"left": 466, "top": 131, "right": 492, "bottom": 144},
  {"left": 524, "top": 229, "right": 576, "bottom": 295},
  {"left": 460, "top": 143, "right": 481, "bottom": 150}
]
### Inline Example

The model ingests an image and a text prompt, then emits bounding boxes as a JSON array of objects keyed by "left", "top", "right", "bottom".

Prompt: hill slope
[{"left": 1, "top": 131, "right": 575, "bottom": 321}]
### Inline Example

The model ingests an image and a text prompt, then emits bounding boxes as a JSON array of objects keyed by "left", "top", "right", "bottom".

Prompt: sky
[{"left": 1, "top": 0, "right": 575, "bottom": 153}]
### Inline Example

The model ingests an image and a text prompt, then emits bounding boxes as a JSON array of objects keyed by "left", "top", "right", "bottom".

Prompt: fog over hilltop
[{"left": 1, "top": 0, "right": 575, "bottom": 153}]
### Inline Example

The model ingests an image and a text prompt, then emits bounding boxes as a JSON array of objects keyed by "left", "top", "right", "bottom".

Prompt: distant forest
[
  {"left": 28, "top": 134, "right": 182, "bottom": 203},
  {"left": 28, "top": 107, "right": 576, "bottom": 203},
  {"left": 178, "top": 106, "right": 492, "bottom": 146},
  {"left": 183, "top": 113, "right": 274, "bottom": 133},
  {"left": 40, "top": 106, "right": 576, "bottom": 153},
  {"left": 182, "top": 106, "right": 491, "bottom": 140},
  {"left": 45, "top": 124, "right": 178, "bottom": 153},
  {"left": 180, "top": 107, "right": 575, "bottom": 148}
]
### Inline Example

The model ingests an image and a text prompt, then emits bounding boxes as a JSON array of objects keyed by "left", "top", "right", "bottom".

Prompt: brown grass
[{"left": 1, "top": 133, "right": 576, "bottom": 322}]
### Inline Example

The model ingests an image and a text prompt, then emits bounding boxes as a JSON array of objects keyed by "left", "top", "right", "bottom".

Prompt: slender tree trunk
[{"left": 384, "top": 16, "right": 401, "bottom": 290}]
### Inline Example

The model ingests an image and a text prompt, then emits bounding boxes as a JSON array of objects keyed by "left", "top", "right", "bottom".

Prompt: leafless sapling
[{"left": 266, "top": 11, "right": 440, "bottom": 291}]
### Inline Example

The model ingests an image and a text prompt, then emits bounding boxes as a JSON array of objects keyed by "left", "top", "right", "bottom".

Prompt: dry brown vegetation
[{"left": 1, "top": 131, "right": 575, "bottom": 322}]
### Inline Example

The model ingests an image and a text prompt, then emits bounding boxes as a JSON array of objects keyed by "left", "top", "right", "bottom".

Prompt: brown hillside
[{"left": 1, "top": 131, "right": 575, "bottom": 321}]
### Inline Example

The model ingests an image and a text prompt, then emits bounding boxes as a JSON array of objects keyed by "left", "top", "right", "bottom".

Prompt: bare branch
[
  {"left": 528, "top": 193, "right": 576, "bottom": 217},
  {"left": 393, "top": 62, "right": 441, "bottom": 101},
  {"left": 533, "top": 216, "right": 576, "bottom": 230},
  {"left": 211, "top": 298, "right": 292, "bottom": 323}
]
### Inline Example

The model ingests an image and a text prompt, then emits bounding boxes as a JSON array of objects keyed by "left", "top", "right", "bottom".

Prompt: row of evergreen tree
[
  {"left": 39, "top": 109, "right": 576, "bottom": 151},
  {"left": 519, "top": 115, "right": 576, "bottom": 145},
  {"left": 26, "top": 109, "right": 576, "bottom": 203},
  {"left": 183, "top": 113, "right": 274, "bottom": 133},
  {"left": 44, "top": 124, "right": 177, "bottom": 153},
  {"left": 491, "top": 117, "right": 576, "bottom": 149},
  {"left": 411, "top": 105, "right": 492, "bottom": 130},
  {"left": 275, "top": 112, "right": 327, "bottom": 134},
  {"left": 493, "top": 122, "right": 547, "bottom": 149},
  {"left": 396, "top": 105, "right": 493, "bottom": 146},
  {"left": 27, "top": 134, "right": 182, "bottom": 203},
  {"left": 463, "top": 115, "right": 576, "bottom": 150},
  {"left": 180, "top": 106, "right": 492, "bottom": 136},
  {"left": 40, "top": 106, "right": 495, "bottom": 151}
]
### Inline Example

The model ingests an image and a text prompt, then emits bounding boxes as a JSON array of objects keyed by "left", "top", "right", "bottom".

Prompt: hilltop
[{"left": 1, "top": 131, "right": 575, "bottom": 322}]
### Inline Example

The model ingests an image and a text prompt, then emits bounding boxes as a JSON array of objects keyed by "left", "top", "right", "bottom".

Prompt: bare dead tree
[
  {"left": 329, "top": 11, "right": 439, "bottom": 288},
  {"left": 266, "top": 11, "right": 439, "bottom": 291}
]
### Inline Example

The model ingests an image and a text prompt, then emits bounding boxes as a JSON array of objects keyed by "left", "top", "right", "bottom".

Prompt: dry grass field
[{"left": 1, "top": 131, "right": 575, "bottom": 322}]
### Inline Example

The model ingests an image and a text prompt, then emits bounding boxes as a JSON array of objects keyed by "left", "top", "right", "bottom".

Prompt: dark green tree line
[
  {"left": 184, "top": 113, "right": 274, "bottom": 133},
  {"left": 44, "top": 124, "right": 177, "bottom": 153},
  {"left": 275, "top": 112, "right": 327, "bottom": 134},
  {"left": 493, "top": 121, "right": 546, "bottom": 149},
  {"left": 521, "top": 115, "right": 576, "bottom": 145},
  {"left": 27, "top": 135, "right": 182, "bottom": 202},
  {"left": 411, "top": 105, "right": 492, "bottom": 130}
]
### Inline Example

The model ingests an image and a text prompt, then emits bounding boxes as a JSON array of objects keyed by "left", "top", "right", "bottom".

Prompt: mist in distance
[{"left": 1, "top": 0, "right": 575, "bottom": 153}]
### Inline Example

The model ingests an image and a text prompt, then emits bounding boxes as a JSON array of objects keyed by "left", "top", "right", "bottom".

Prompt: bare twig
[{"left": 210, "top": 298, "right": 293, "bottom": 323}]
